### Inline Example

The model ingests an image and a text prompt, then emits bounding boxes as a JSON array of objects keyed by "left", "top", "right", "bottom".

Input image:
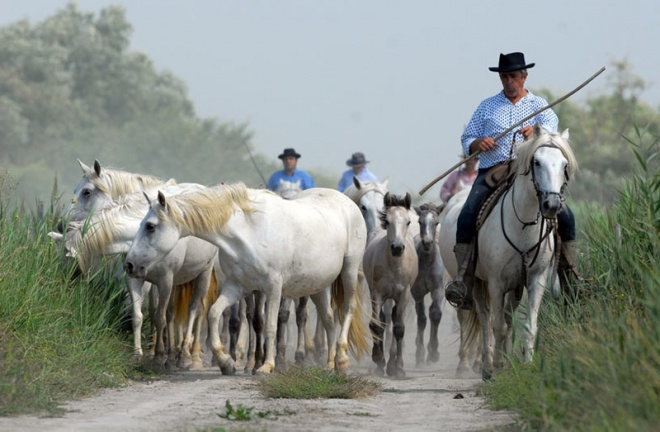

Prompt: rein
[{"left": 499, "top": 140, "right": 566, "bottom": 282}]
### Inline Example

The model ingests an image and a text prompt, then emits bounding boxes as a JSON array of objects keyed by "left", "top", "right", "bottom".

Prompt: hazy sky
[{"left": 2, "top": 1, "right": 659, "bottom": 197}]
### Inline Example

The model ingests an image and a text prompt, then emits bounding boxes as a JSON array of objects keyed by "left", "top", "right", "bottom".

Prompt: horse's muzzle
[
  {"left": 539, "top": 192, "right": 563, "bottom": 218},
  {"left": 124, "top": 260, "right": 147, "bottom": 279},
  {"left": 390, "top": 244, "right": 405, "bottom": 257}
]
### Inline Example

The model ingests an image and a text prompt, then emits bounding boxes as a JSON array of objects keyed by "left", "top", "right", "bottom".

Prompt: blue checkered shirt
[{"left": 461, "top": 90, "right": 558, "bottom": 169}]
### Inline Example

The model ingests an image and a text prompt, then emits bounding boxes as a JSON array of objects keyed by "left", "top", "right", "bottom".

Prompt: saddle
[{"left": 476, "top": 161, "right": 516, "bottom": 231}]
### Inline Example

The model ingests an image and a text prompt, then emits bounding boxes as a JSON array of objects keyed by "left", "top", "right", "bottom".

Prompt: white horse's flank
[
  {"left": 440, "top": 124, "right": 577, "bottom": 379},
  {"left": 124, "top": 184, "right": 370, "bottom": 374},
  {"left": 363, "top": 192, "right": 419, "bottom": 378}
]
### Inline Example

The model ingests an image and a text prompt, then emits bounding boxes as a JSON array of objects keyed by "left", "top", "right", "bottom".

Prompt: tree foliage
[
  {"left": 0, "top": 4, "right": 287, "bottom": 205},
  {"left": 535, "top": 60, "right": 659, "bottom": 203},
  {"left": 0, "top": 5, "right": 657, "bottom": 206}
]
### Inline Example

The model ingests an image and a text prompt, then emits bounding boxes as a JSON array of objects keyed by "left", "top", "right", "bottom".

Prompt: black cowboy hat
[
  {"left": 488, "top": 52, "right": 535, "bottom": 72},
  {"left": 346, "top": 152, "right": 369, "bottom": 167},
  {"left": 278, "top": 148, "right": 301, "bottom": 159}
]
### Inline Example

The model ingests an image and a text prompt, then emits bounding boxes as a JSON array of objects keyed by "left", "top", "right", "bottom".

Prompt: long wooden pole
[{"left": 418, "top": 66, "right": 606, "bottom": 196}]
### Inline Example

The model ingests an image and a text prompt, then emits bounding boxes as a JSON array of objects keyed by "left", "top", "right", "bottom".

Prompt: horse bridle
[{"left": 500, "top": 138, "right": 568, "bottom": 277}]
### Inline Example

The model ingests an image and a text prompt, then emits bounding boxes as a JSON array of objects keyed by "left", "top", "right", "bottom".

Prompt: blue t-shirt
[
  {"left": 267, "top": 170, "right": 315, "bottom": 191},
  {"left": 461, "top": 90, "right": 558, "bottom": 169},
  {"left": 337, "top": 167, "right": 378, "bottom": 192}
]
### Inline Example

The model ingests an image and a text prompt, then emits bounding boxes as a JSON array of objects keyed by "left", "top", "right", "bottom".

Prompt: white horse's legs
[
  {"left": 490, "top": 285, "right": 509, "bottom": 372},
  {"left": 276, "top": 297, "right": 294, "bottom": 370},
  {"left": 294, "top": 297, "right": 309, "bottom": 365},
  {"left": 233, "top": 299, "right": 248, "bottom": 369},
  {"left": 474, "top": 280, "right": 494, "bottom": 380},
  {"left": 524, "top": 280, "right": 546, "bottom": 362},
  {"left": 126, "top": 278, "right": 146, "bottom": 358},
  {"left": 258, "top": 286, "right": 283, "bottom": 374},
  {"left": 335, "top": 273, "right": 360, "bottom": 374},
  {"left": 310, "top": 288, "right": 336, "bottom": 371},
  {"left": 180, "top": 267, "right": 213, "bottom": 370},
  {"left": 208, "top": 287, "right": 242, "bottom": 375}
]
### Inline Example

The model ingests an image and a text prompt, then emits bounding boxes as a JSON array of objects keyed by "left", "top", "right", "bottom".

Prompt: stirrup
[{"left": 445, "top": 280, "right": 466, "bottom": 309}]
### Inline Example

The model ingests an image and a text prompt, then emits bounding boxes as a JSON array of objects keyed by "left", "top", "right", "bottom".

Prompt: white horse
[
  {"left": 273, "top": 179, "right": 327, "bottom": 369},
  {"left": 440, "top": 124, "right": 577, "bottom": 379},
  {"left": 363, "top": 192, "right": 418, "bottom": 378},
  {"left": 65, "top": 186, "right": 220, "bottom": 369},
  {"left": 411, "top": 202, "right": 446, "bottom": 366},
  {"left": 124, "top": 184, "right": 371, "bottom": 375}
]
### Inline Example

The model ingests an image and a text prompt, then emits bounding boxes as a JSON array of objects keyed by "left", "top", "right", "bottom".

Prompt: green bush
[{"left": 0, "top": 196, "right": 136, "bottom": 415}]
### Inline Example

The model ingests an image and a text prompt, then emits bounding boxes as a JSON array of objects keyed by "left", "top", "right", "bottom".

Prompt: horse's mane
[
  {"left": 73, "top": 193, "right": 151, "bottom": 269},
  {"left": 157, "top": 183, "right": 255, "bottom": 235},
  {"left": 417, "top": 202, "right": 445, "bottom": 216},
  {"left": 89, "top": 167, "right": 173, "bottom": 199},
  {"left": 512, "top": 128, "right": 578, "bottom": 180},
  {"left": 379, "top": 193, "right": 411, "bottom": 229},
  {"left": 344, "top": 180, "right": 388, "bottom": 203}
]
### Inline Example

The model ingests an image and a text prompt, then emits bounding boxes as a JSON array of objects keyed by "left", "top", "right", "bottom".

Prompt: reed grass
[{"left": 0, "top": 197, "right": 137, "bottom": 415}]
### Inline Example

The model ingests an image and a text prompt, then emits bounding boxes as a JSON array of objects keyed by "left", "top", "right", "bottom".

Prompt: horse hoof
[
  {"left": 373, "top": 367, "right": 385, "bottom": 377},
  {"left": 220, "top": 360, "right": 236, "bottom": 376},
  {"left": 427, "top": 351, "right": 440, "bottom": 363},
  {"left": 482, "top": 369, "right": 493, "bottom": 381},
  {"left": 294, "top": 352, "right": 305, "bottom": 366}
]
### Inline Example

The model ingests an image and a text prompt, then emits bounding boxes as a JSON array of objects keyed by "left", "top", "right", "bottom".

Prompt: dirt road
[{"left": 0, "top": 302, "right": 515, "bottom": 432}]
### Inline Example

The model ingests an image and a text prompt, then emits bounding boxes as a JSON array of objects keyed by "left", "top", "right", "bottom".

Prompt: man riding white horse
[{"left": 446, "top": 52, "right": 587, "bottom": 310}]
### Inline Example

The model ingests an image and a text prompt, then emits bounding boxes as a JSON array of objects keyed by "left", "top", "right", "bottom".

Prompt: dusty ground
[{"left": 0, "top": 302, "right": 516, "bottom": 432}]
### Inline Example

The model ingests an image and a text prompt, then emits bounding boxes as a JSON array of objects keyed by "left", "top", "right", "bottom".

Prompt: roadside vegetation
[{"left": 483, "top": 133, "right": 659, "bottom": 431}]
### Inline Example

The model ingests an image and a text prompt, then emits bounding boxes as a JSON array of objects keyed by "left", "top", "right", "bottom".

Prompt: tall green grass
[
  {"left": 0, "top": 199, "right": 138, "bottom": 415},
  {"left": 483, "top": 134, "right": 659, "bottom": 431}
]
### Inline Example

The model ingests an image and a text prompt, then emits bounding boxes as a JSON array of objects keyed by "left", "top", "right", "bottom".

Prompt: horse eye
[
  {"left": 145, "top": 222, "right": 156, "bottom": 232},
  {"left": 82, "top": 189, "right": 92, "bottom": 197}
]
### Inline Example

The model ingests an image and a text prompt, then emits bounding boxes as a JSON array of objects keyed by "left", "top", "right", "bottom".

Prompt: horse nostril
[
  {"left": 124, "top": 261, "right": 134, "bottom": 274},
  {"left": 57, "top": 221, "right": 64, "bottom": 233}
]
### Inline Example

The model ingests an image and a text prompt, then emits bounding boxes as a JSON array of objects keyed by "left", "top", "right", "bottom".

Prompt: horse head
[
  {"left": 381, "top": 192, "right": 413, "bottom": 257},
  {"left": 515, "top": 123, "right": 577, "bottom": 219},
  {"left": 414, "top": 202, "right": 444, "bottom": 252}
]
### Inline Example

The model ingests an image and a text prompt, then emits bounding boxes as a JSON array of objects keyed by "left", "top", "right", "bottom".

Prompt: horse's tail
[
  {"left": 204, "top": 268, "right": 220, "bottom": 313},
  {"left": 175, "top": 280, "right": 194, "bottom": 324},
  {"left": 331, "top": 269, "right": 371, "bottom": 360}
]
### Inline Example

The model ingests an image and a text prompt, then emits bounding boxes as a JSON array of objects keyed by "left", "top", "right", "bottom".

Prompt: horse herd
[{"left": 50, "top": 124, "right": 577, "bottom": 381}]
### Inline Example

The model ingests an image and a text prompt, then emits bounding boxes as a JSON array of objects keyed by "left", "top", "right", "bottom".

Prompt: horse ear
[
  {"left": 93, "top": 160, "right": 102, "bottom": 177},
  {"left": 382, "top": 177, "right": 389, "bottom": 188},
  {"left": 383, "top": 192, "right": 392, "bottom": 206},
  {"left": 561, "top": 128, "right": 570, "bottom": 140},
  {"left": 142, "top": 191, "right": 152, "bottom": 205},
  {"left": 78, "top": 159, "right": 92, "bottom": 174},
  {"left": 352, "top": 175, "right": 362, "bottom": 190},
  {"left": 404, "top": 193, "right": 412, "bottom": 209},
  {"left": 533, "top": 122, "right": 544, "bottom": 137},
  {"left": 157, "top": 191, "right": 167, "bottom": 207}
]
